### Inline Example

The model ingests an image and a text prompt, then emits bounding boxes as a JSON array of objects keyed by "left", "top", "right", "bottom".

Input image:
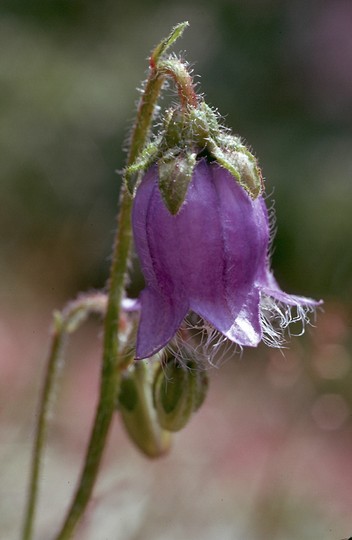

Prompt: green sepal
[
  {"left": 158, "top": 151, "right": 197, "bottom": 214},
  {"left": 117, "top": 362, "right": 171, "bottom": 458},
  {"left": 163, "top": 108, "right": 189, "bottom": 149},
  {"left": 188, "top": 102, "right": 220, "bottom": 143},
  {"left": 126, "top": 97, "right": 263, "bottom": 206},
  {"left": 207, "top": 137, "right": 263, "bottom": 199},
  {"left": 192, "top": 362, "right": 209, "bottom": 412},
  {"left": 124, "top": 137, "right": 162, "bottom": 195}
]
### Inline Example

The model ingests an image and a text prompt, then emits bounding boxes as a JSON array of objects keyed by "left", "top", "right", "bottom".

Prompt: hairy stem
[
  {"left": 21, "top": 294, "right": 107, "bottom": 540},
  {"left": 157, "top": 58, "right": 198, "bottom": 109},
  {"left": 22, "top": 326, "right": 66, "bottom": 540},
  {"left": 53, "top": 70, "right": 166, "bottom": 540},
  {"left": 22, "top": 22, "right": 192, "bottom": 540}
]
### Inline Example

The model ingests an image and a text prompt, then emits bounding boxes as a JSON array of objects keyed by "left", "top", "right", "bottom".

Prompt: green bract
[{"left": 124, "top": 100, "right": 263, "bottom": 214}]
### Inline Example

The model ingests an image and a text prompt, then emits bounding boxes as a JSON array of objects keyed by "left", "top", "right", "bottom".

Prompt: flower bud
[
  {"left": 153, "top": 355, "right": 209, "bottom": 432},
  {"left": 117, "top": 362, "right": 171, "bottom": 458}
]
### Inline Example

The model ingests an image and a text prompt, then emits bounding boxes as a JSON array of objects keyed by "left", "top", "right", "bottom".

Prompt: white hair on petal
[
  {"left": 260, "top": 293, "right": 317, "bottom": 348},
  {"left": 261, "top": 190, "right": 277, "bottom": 263},
  {"left": 267, "top": 200, "right": 277, "bottom": 261},
  {"left": 162, "top": 292, "right": 318, "bottom": 368},
  {"left": 165, "top": 312, "right": 242, "bottom": 369}
]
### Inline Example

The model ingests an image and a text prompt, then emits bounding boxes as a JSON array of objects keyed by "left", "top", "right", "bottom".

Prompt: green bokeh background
[{"left": 2, "top": 0, "right": 351, "bottom": 303}]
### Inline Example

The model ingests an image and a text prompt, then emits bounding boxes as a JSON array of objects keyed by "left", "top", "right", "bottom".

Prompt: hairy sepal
[{"left": 158, "top": 151, "right": 197, "bottom": 214}]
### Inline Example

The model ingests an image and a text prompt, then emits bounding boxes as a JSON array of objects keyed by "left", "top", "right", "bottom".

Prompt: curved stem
[
  {"left": 53, "top": 72, "right": 165, "bottom": 540},
  {"left": 22, "top": 22, "right": 192, "bottom": 540},
  {"left": 22, "top": 324, "right": 66, "bottom": 540},
  {"left": 157, "top": 58, "right": 198, "bottom": 109},
  {"left": 21, "top": 294, "right": 107, "bottom": 540}
]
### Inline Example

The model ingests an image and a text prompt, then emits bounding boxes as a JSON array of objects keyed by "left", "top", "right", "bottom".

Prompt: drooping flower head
[{"left": 128, "top": 102, "right": 321, "bottom": 360}]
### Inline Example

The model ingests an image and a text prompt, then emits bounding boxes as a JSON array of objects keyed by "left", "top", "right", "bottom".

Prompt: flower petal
[
  {"left": 211, "top": 163, "right": 268, "bottom": 313},
  {"left": 259, "top": 268, "right": 323, "bottom": 307},
  {"left": 135, "top": 287, "right": 188, "bottom": 360},
  {"left": 194, "top": 286, "right": 262, "bottom": 347},
  {"left": 132, "top": 165, "right": 159, "bottom": 287},
  {"left": 133, "top": 160, "right": 271, "bottom": 356},
  {"left": 227, "top": 288, "right": 262, "bottom": 346}
]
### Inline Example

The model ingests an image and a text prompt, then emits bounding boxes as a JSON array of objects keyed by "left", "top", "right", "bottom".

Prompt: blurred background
[{"left": 1, "top": 1, "right": 352, "bottom": 539}]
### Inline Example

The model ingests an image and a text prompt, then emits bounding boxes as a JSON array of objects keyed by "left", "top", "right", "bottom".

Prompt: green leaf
[{"left": 151, "top": 22, "right": 189, "bottom": 66}]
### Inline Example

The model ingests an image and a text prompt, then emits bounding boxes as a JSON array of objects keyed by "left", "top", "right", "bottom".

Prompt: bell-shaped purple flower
[{"left": 132, "top": 159, "right": 320, "bottom": 360}]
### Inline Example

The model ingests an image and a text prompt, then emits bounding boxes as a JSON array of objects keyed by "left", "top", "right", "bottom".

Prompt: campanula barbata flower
[
  {"left": 132, "top": 160, "right": 320, "bottom": 360},
  {"left": 130, "top": 103, "right": 321, "bottom": 360}
]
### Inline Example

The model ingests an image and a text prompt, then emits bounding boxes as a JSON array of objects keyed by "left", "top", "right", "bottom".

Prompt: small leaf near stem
[{"left": 150, "top": 21, "right": 189, "bottom": 68}]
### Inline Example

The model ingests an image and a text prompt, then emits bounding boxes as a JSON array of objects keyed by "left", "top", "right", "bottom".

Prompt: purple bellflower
[{"left": 132, "top": 159, "right": 320, "bottom": 360}]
